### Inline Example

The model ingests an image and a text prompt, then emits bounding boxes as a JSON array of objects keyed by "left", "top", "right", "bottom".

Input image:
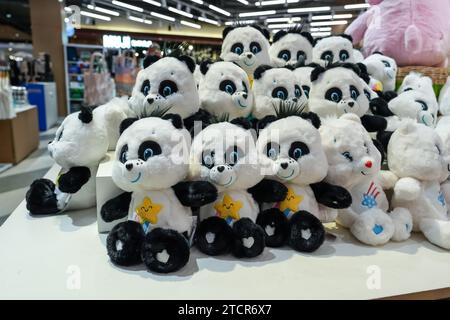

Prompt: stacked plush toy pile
[{"left": 25, "top": 23, "right": 450, "bottom": 274}]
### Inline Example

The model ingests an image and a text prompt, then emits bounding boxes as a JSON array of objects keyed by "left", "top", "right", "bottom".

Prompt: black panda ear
[
  {"left": 300, "top": 112, "right": 321, "bottom": 129},
  {"left": 273, "top": 30, "right": 287, "bottom": 43},
  {"left": 257, "top": 115, "right": 277, "bottom": 131},
  {"left": 230, "top": 117, "right": 252, "bottom": 130},
  {"left": 310, "top": 65, "right": 326, "bottom": 82},
  {"left": 381, "top": 90, "right": 398, "bottom": 102},
  {"left": 223, "top": 26, "right": 234, "bottom": 39},
  {"left": 356, "top": 63, "right": 370, "bottom": 84},
  {"left": 300, "top": 32, "right": 315, "bottom": 46},
  {"left": 254, "top": 65, "right": 272, "bottom": 80},
  {"left": 143, "top": 55, "right": 160, "bottom": 69},
  {"left": 120, "top": 118, "right": 139, "bottom": 134},
  {"left": 260, "top": 26, "right": 270, "bottom": 40},
  {"left": 369, "top": 98, "right": 395, "bottom": 117},
  {"left": 340, "top": 33, "right": 353, "bottom": 43},
  {"left": 177, "top": 55, "right": 196, "bottom": 73},
  {"left": 200, "top": 59, "right": 212, "bottom": 75},
  {"left": 78, "top": 106, "right": 93, "bottom": 124},
  {"left": 162, "top": 113, "right": 183, "bottom": 129}
]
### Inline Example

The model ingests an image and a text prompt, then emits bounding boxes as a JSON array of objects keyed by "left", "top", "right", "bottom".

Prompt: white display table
[{"left": 0, "top": 164, "right": 449, "bottom": 300}]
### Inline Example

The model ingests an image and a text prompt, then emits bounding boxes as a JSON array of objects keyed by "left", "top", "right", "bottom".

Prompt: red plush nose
[{"left": 365, "top": 160, "right": 373, "bottom": 168}]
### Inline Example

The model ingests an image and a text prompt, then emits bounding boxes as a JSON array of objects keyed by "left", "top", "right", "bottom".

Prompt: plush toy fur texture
[
  {"left": 320, "top": 114, "right": 412, "bottom": 245},
  {"left": 345, "top": 0, "right": 450, "bottom": 67},
  {"left": 198, "top": 61, "right": 254, "bottom": 120},
  {"left": 362, "top": 53, "right": 398, "bottom": 92},
  {"left": 312, "top": 35, "right": 355, "bottom": 66},
  {"left": 293, "top": 64, "right": 318, "bottom": 102},
  {"left": 309, "top": 64, "right": 370, "bottom": 118},
  {"left": 269, "top": 28, "right": 314, "bottom": 67},
  {"left": 388, "top": 122, "right": 450, "bottom": 249},
  {"left": 439, "top": 76, "right": 450, "bottom": 115},
  {"left": 220, "top": 25, "right": 271, "bottom": 77},
  {"left": 353, "top": 49, "right": 365, "bottom": 63},
  {"left": 129, "top": 56, "right": 199, "bottom": 119},
  {"left": 252, "top": 66, "right": 307, "bottom": 119}
]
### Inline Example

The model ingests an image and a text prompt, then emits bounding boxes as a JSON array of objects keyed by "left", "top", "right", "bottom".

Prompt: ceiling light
[
  {"left": 310, "top": 20, "right": 348, "bottom": 26},
  {"left": 311, "top": 31, "right": 332, "bottom": 37},
  {"left": 181, "top": 20, "right": 201, "bottom": 29},
  {"left": 344, "top": 3, "right": 370, "bottom": 9},
  {"left": 191, "top": 0, "right": 203, "bottom": 4},
  {"left": 80, "top": 10, "right": 111, "bottom": 21},
  {"left": 209, "top": 4, "right": 231, "bottom": 16},
  {"left": 236, "top": 0, "right": 249, "bottom": 4},
  {"left": 225, "top": 20, "right": 255, "bottom": 25},
  {"left": 288, "top": 6, "right": 330, "bottom": 13},
  {"left": 112, "top": 0, "right": 143, "bottom": 12},
  {"left": 143, "top": 0, "right": 161, "bottom": 7},
  {"left": 168, "top": 6, "right": 193, "bottom": 18},
  {"left": 87, "top": 5, "right": 120, "bottom": 16},
  {"left": 151, "top": 11, "right": 175, "bottom": 21},
  {"left": 198, "top": 16, "right": 220, "bottom": 26},
  {"left": 310, "top": 27, "right": 332, "bottom": 32},
  {"left": 255, "top": 0, "right": 299, "bottom": 5},
  {"left": 128, "top": 16, "right": 152, "bottom": 24},
  {"left": 267, "top": 23, "right": 296, "bottom": 29},
  {"left": 266, "top": 17, "right": 301, "bottom": 23},
  {"left": 239, "top": 10, "right": 276, "bottom": 17},
  {"left": 311, "top": 14, "right": 352, "bottom": 20}
]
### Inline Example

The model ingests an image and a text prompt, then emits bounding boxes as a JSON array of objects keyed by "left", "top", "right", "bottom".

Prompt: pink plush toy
[{"left": 345, "top": 0, "right": 450, "bottom": 67}]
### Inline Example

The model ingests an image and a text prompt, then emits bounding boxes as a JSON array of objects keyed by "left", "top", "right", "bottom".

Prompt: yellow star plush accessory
[
  {"left": 214, "top": 194, "right": 242, "bottom": 221},
  {"left": 279, "top": 187, "right": 303, "bottom": 213},
  {"left": 135, "top": 196, "right": 163, "bottom": 224}
]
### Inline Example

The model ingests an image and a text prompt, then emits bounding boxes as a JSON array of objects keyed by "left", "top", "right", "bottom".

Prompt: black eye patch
[
  {"left": 272, "top": 87, "right": 288, "bottom": 100},
  {"left": 158, "top": 80, "right": 178, "bottom": 98},
  {"left": 119, "top": 144, "right": 128, "bottom": 164},
  {"left": 141, "top": 79, "right": 151, "bottom": 96},
  {"left": 225, "top": 145, "right": 243, "bottom": 167},
  {"left": 138, "top": 141, "right": 162, "bottom": 161},
  {"left": 289, "top": 141, "right": 309, "bottom": 160},
  {"left": 231, "top": 43, "right": 244, "bottom": 55},
  {"left": 278, "top": 50, "right": 291, "bottom": 62},
  {"left": 219, "top": 80, "right": 237, "bottom": 95}
]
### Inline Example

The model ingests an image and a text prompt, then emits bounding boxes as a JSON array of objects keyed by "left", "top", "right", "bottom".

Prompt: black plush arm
[
  {"left": 101, "top": 192, "right": 132, "bottom": 222},
  {"left": 173, "top": 181, "right": 218, "bottom": 207},
  {"left": 248, "top": 179, "right": 288, "bottom": 203},
  {"left": 58, "top": 166, "right": 91, "bottom": 193},
  {"left": 310, "top": 181, "right": 352, "bottom": 209},
  {"left": 360, "top": 114, "right": 387, "bottom": 133},
  {"left": 183, "top": 109, "right": 213, "bottom": 135}
]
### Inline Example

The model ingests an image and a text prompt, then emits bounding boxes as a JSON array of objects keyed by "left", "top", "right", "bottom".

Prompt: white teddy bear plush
[
  {"left": 312, "top": 35, "right": 355, "bottom": 66},
  {"left": 198, "top": 61, "right": 253, "bottom": 120},
  {"left": 438, "top": 76, "right": 450, "bottom": 115},
  {"left": 269, "top": 27, "right": 314, "bottom": 67},
  {"left": 397, "top": 72, "right": 434, "bottom": 96},
  {"left": 387, "top": 122, "right": 450, "bottom": 250},
  {"left": 319, "top": 114, "right": 412, "bottom": 245},
  {"left": 362, "top": 52, "right": 398, "bottom": 92},
  {"left": 220, "top": 25, "right": 271, "bottom": 80}
]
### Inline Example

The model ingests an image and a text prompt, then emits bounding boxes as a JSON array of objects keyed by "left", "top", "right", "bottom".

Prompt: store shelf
[{"left": 0, "top": 165, "right": 450, "bottom": 299}]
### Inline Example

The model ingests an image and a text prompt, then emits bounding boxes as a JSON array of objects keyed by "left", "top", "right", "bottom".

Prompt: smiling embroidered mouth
[
  {"left": 277, "top": 169, "right": 295, "bottom": 179},
  {"left": 361, "top": 171, "right": 367, "bottom": 176},
  {"left": 214, "top": 176, "right": 234, "bottom": 187},
  {"left": 237, "top": 99, "right": 247, "bottom": 108},
  {"left": 243, "top": 60, "right": 254, "bottom": 67},
  {"left": 131, "top": 172, "right": 142, "bottom": 183}
]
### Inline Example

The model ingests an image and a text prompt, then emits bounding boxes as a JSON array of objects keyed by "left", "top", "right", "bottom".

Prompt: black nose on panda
[
  {"left": 147, "top": 98, "right": 154, "bottom": 104},
  {"left": 217, "top": 165, "right": 225, "bottom": 172},
  {"left": 280, "top": 162, "right": 288, "bottom": 169},
  {"left": 243, "top": 93, "right": 248, "bottom": 99},
  {"left": 348, "top": 101, "right": 355, "bottom": 107},
  {"left": 246, "top": 53, "right": 253, "bottom": 59},
  {"left": 125, "top": 163, "right": 133, "bottom": 171}
]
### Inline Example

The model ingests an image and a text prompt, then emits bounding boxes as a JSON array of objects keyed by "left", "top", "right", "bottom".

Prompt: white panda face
[
  {"left": 256, "top": 116, "right": 328, "bottom": 186},
  {"left": 113, "top": 117, "right": 191, "bottom": 192},
  {"left": 388, "top": 122, "right": 450, "bottom": 182},
  {"left": 189, "top": 122, "right": 263, "bottom": 192},
  {"left": 363, "top": 53, "right": 397, "bottom": 92},
  {"left": 198, "top": 61, "right": 254, "bottom": 120},
  {"left": 220, "top": 26, "right": 271, "bottom": 76},
  {"left": 398, "top": 72, "right": 434, "bottom": 96},
  {"left": 252, "top": 67, "right": 307, "bottom": 119},
  {"left": 319, "top": 114, "right": 382, "bottom": 187},
  {"left": 269, "top": 32, "right": 313, "bottom": 67},
  {"left": 48, "top": 111, "right": 108, "bottom": 169},
  {"left": 309, "top": 67, "right": 370, "bottom": 118},
  {"left": 312, "top": 36, "right": 354, "bottom": 66},
  {"left": 388, "top": 90, "right": 438, "bottom": 127},
  {"left": 129, "top": 57, "right": 199, "bottom": 119},
  {"left": 293, "top": 66, "right": 315, "bottom": 99}
]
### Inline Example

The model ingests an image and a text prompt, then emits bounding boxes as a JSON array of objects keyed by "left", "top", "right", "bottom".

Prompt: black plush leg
[
  {"left": 232, "top": 218, "right": 265, "bottom": 258},
  {"left": 25, "top": 179, "right": 59, "bottom": 215},
  {"left": 141, "top": 228, "right": 190, "bottom": 273},
  {"left": 195, "top": 216, "right": 233, "bottom": 256},
  {"left": 256, "top": 208, "right": 289, "bottom": 247},
  {"left": 106, "top": 221, "right": 145, "bottom": 266},
  {"left": 288, "top": 211, "right": 325, "bottom": 253}
]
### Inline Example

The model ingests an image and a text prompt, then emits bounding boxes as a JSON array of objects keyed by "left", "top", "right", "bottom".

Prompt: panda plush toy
[
  {"left": 26, "top": 107, "right": 109, "bottom": 215},
  {"left": 220, "top": 24, "right": 271, "bottom": 82},
  {"left": 362, "top": 52, "right": 398, "bottom": 92},
  {"left": 309, "top": 63, "right": 387, "bottom": 133},
  {"left": 189, "top": 118, "right": 287, "bottom": 258},
  {"left": 252, "top": 65, "right": 307, "bottom": 119},
  {"left": 292, "top": 62, "right": 321, "bottom": 101},
  {"left": 385, "top": 122, "right": 450, "bottom": 250},
  {"left": 319, "top": 114, "right": 412, "bottom": 246},
  {"left": 269, "top": 27, "right": 314, "bottom": 67},
  {"left": 198, "top": 60, "right": 254, "bottom": 120},
  {"left": 100, "top": 114, "right": 217, "bottom": 273},
  {"left": 397, "top": 72, "right": 434, "bottom": 95},
  {"left": 312, "top": 35, "right": 355, "bottom": 66},
  {"left": 255, "top": 108, "right": 352, "bottom": 251}
]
